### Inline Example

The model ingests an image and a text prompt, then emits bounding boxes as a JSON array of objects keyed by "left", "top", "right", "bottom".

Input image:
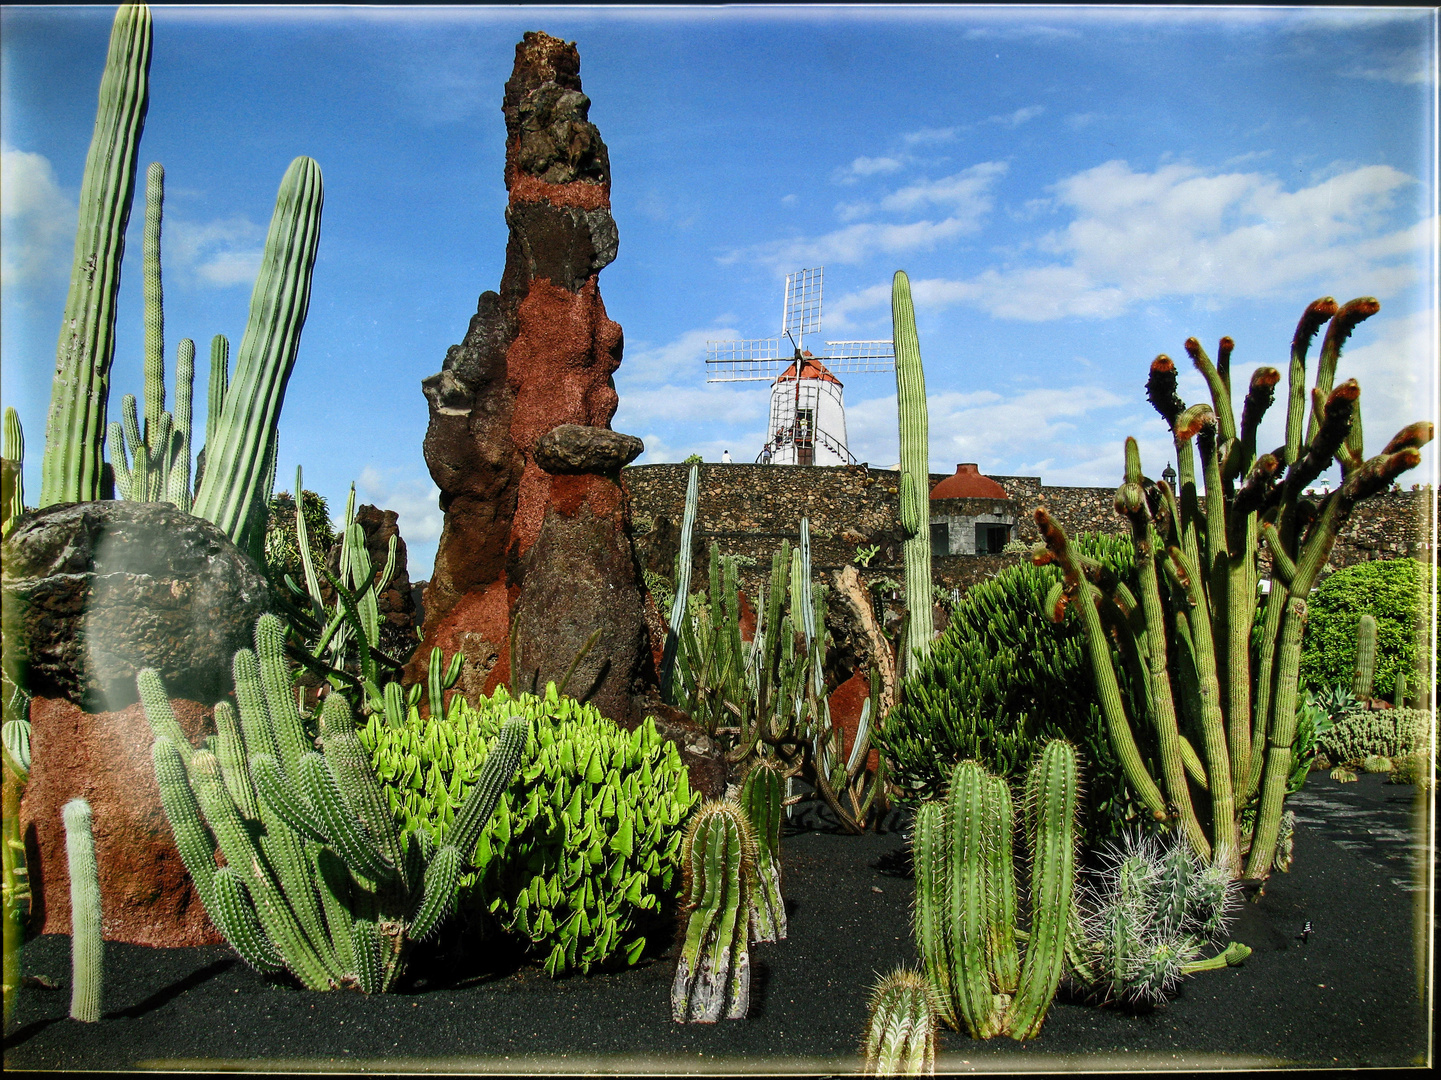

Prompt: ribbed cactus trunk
[
  {"left": 892, "top": 271, "right": 933, "bottom": 667},
  {"left": 671, "top": 799, "right": 754, "bottom": 1022},
  {"left": 63, "top": 798, "right": 103, "bottom": 1023},
  {"left": 862, "top": 968, "right": 938, "bottom": 1076},
  {"left": 192, "top": 156, "right": 323, "bottom": 554},
  {"left": 740, "top": 761, "right": 786, "bottom": 942},
  {"left": 1352, "top": 613, "right": 1378, "bottom": 699},
  {"left": 39, "top": 4, "right": 151, "bottom": 507},
  {"left": 141, "top": 161, "right": 166, "bottom": 453}
]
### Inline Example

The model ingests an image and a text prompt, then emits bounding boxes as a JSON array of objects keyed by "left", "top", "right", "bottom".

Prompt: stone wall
[{"left": 624, "top": 462, "right": 1435, "bottom": 596}]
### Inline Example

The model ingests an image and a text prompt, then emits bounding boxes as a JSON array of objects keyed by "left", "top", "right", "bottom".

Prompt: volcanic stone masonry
[
  {"left": 624, "top": 462, "right": 1435, "bottom": 598},
  {"left": 412, "top": 32, "right": 653, "bottom": 730}
]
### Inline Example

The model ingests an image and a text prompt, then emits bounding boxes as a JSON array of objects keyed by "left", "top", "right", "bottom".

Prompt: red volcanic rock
[
  {"left": 827, "top": 669, "right": 881, "bottom": 776},
  {"left": 413, "top": 31, "right": 660, "bottom": 732},
  {"left": 20, "top": 695, "right": 222, "bottom": 947}
]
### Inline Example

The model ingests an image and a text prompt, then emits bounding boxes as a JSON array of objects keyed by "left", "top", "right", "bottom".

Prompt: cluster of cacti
[
  {"left": 106, "top": 163, "right": 209, "bottom": 511},
  {"left": 1068, "top": 830, "right": 1249, "bottom": 1006},
  {"left": 891, "top": 270, "right": 933, "bottom": 669},
  {"left": 39, "top": 3, "right": 151, "bottom": 507},
  {"left": 62, "top": 798, "right": 103, "bottom": 1023},
  {"left": 1034, "top": 296, "right": 1431, "bottom": 879},
  {"left": 877, "top": 532, "right": 1138, "bottom": 843},
  {"left": 912, "top": 741, "right": 1079, "bottom": 1041},
  {"left": 1352, "top": 614, "right": 1379, "bottom": 699},
  {"left": 263, "top": 485, "right": 338, "bottom": 591},
  {"left": 671, "top": 798, "right": 756, "bottom": 1022},
  {"left": 659, "top": 467, "right": 884, "bottom": 832},
  {"left": 740, "top": 759, "right": 786, "bottom": 942},
  {"left": 140, "top": 613, "right": 524, "bottom": 991},
  {"left": 861, "top": 967, "right": 938, "bottom": 1076},
  {"left": 358, "top": 682, "right": 698, "bottom": 976},
  {"left": 1316, "top": 706, "right": 1431, "bottom": 767},
  {"left": 267, "top": 468, "right": 408, "bottom": 699}
]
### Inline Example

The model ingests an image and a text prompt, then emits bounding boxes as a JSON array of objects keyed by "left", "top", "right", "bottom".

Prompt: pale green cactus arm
[
  {"left": 141, "top": 161, "right": 166, "bottom": 448},
  {"left": 40, "top": 4, "right": 151, "bottom": 506},
  {"left": 862, "top": 968, "right": 937, "bottom": 1076},
  {"left": 892, "top": 270, "right": 933, "bottom": 667},
  {"left": 192, "top": 156, "right": 324, "bottom": 551},
  {"left": 62, "top": 798, "right": 103, "bottom": 1023}
]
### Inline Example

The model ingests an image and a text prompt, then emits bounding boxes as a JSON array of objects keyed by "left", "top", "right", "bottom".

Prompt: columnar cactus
[
  {"left": 1034, "top": 296, "right": 1431, "bottom": 879},
  {"left": 892, "top": 270, "right": 933, "bottom": 668},
  {"left": 39, "top": 3, "right": 151, "bottom": 506},
  {"left": 659, "top": 462, "right": 700, "bottom": 702},
  {"left": 2, "top": 408, "right": 25, "bottom": 538},
  {"left": 62, "top": 798, "right": 102, "bottom": 1023},
  {"left": 140, "top": 613, "right": 525, "bottom": 992},
  {"left": 861, "top": 967, "right": 938, "bottom": 1076},
  {"left": 911, "top": 740, "right": 1079, "bottom": 1042},
  {"left": 740, "top": 759, "right": 786, "bottom": 943},
  {"left": 671, "top": 798, "right": 756, "bottom": 1022},
  {"left": 1352, "top": 613, "right": 1378, "bottom": 700},
  {"left": 192, "top": 156, "right": 324, "bottom": 558}
]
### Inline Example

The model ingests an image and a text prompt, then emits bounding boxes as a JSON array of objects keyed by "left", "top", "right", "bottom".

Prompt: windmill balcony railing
[{"left": 762, "top": 421, "right": 857, "bottom": 465}]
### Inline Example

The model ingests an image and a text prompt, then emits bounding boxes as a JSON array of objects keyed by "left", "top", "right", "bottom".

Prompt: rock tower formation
[{"left": 414, "top": 32, "right": 651, "bottom": 725}]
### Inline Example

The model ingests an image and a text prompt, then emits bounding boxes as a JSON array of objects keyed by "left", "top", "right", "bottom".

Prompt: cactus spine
[
  {"left": 39, "top": 4, "right": 151, "bottom": 506},
  {"left": 140, "top": 614, "right": 525, "bottom": 991},
  {"left": 912, "top": 741, "right": 1078, "bottom": 1041},
  {"left": 192, "top": 156, "right": 324, "bottom": 558},
  {"left": 740, "top": 759, "right": 786, "bottom": 942},
  {"left": 892, "top": 270, "right": 933, "bottom": 666},
  {"left": 671, "top": 799, "right": 755, "bottom": 1022},
  {"left": 862, "top": 967, "right": 938, "bottom": 1076},
  {"left": 1034, "top": 297, "right": 1431, "bottom": 880},
  {"left": 1352, "top": 613, "right": 1378, "bottom": 699},
  {"left": 62, "top": 799, "right": 103, "bottom": 1023}
]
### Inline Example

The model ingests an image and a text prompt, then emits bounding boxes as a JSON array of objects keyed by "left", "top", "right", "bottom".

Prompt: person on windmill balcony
[{"left": 722, "top": 449, "right": 733, "bottom": 464}]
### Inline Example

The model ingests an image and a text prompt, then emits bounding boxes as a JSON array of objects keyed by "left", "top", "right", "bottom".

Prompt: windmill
[{"left": 706, "top": 268, "right": 894, "bottom": 465}]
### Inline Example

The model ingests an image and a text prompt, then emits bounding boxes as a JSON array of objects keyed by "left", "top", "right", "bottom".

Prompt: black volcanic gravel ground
[{"left": 3, "top": 770, "right": 1432, "bottom": 1074}]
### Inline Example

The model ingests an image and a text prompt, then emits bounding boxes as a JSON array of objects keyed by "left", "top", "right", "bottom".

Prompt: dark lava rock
[
  {"left": 534, "top": 424, "right": 643, "bottom": 476},
  {"left": 1, "top": 501, "right": 271, "bottom": 711}
]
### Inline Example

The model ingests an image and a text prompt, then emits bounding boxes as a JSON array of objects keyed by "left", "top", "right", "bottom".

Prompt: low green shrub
[
  {"left": 1299, "top": 559, "right": 1436, "bottom": 702},
  {"left": 876, "top": 533, "right": 1142, "bottom": 839},
  {"left": 1317, "top": 706, "right": 1431, "bottom": 766},
  {"left": 360, "top": 683, "right": 698, "bottom": 976}
]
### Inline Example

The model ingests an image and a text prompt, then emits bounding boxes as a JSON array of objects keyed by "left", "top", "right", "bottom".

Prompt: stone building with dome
[{"left": 927, "top": 463, "right": 1019, "bottom": 556}]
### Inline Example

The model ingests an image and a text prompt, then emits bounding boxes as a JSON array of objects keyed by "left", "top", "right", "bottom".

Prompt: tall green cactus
[
  {"left": 39, "top": 4, "right": 151, "bottom": 506},
  {"left": 1352, "top": 613, "right": 1378, "bottom": 700},
  {"left": 1035, "top": 296, "right": 1431, "bottom": 879},
  {"left": 740, "top": 759, "right": 786, "bottom": 943},
  {"left": 892, "top": 270, "right": 933, "bottom": 667},
  {"left": 861, "top": 967, "right": 938, "bottom": 1076},
  {"left": 660, "top": 463, "right": 700, "bottom": 702},
  {"left": 192, "top": 156, "right": 324, "bottom": 558},
  {"left": 912, "top": 741, "right": 1078, "bottom": 1042},
  {"left": 671, "top": 798, "right": 755, "bottom": 1022},
  {"left": 139, "top": 613, "right": 524, "bottom": 992},
  {"left": 62, "top": 798, "right": 103, "bottom": 1023},
  {"left": 2, "top": 408, "right": 25, "bottom": 538}
]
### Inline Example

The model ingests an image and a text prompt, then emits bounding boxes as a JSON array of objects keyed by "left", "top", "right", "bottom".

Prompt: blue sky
[{"left": 3, "top": 5, "right": 1436, "bottom": 581}]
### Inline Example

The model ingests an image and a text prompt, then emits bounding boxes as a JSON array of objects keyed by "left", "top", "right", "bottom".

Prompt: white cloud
[
  {"left": 1329, "top": 305, "right": 1438, "bottom": 476},
  {"left": 824, "top": 160, "right": 1431, "bottom": 323},
  {"left": 986, "top": 105, "right": 1045, "bottom": 128},
  {"left": 832, "top": 155, "right": 905, "bottom": 184},
  {"left": 878, "top": 162, "right": 1009, "bottom": 216},
  {"left": 165, "top": 217, "right": 267, "bottom": 289},
  {"left": 355, "top": 464, "right": 444, "bottom": 580},
  {"left": 1065, "top": 113, "right": 1099, "bottom": 131},
  {"left": 0, "top": 144, "right": 76, "bottom": 287},
  {"left": 1339, "top": 43, "right": 1435, "bottom": 86},
  {"left": 901, "top": 127, "right": 959, "bottom": 147}
]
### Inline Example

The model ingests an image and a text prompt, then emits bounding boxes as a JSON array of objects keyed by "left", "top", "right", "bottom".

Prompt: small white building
[{"left": 763, "top": 352, "right": 851, "bottom": 466}]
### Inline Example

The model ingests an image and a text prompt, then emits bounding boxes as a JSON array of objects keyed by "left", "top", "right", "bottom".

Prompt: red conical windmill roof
[{"left": 775, "top": 350, "right": 843, "bottom": 386}]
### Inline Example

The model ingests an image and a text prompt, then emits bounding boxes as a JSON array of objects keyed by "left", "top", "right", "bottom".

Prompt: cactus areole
[{"left": 1035, "top": 296, "right": 1431, "bottom": 879}]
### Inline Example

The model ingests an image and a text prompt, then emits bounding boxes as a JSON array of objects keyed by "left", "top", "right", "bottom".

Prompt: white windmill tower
[{"left": 705, "top": 268, "right": 894, "bottom": 465}]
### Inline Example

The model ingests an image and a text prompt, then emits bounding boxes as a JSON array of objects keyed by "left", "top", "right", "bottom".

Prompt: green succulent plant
[
  {"left": 1317, "top": 706, "right": 1431, "bottom": 767},
  {"left": 671, "top": 798, "right": 755, "bottom": 1022},
  {"left": 861, "top": 967, "right": 938, "bottom": 1075},
  {"left": 359, "top": 683, "right": 699, "bottom": 977}
]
